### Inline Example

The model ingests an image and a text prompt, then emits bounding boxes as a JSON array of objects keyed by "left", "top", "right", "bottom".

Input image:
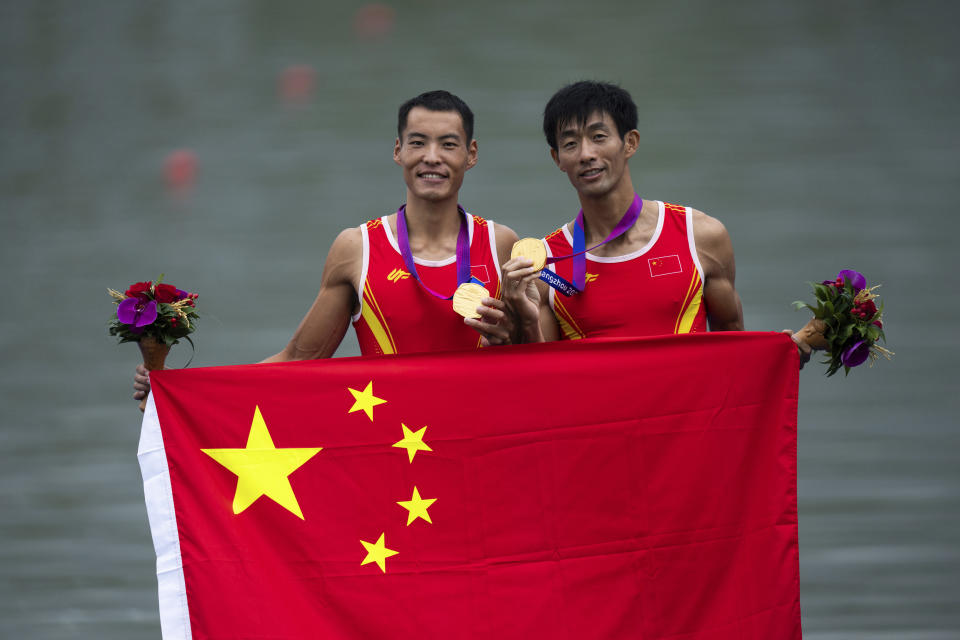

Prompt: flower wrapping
[{"left": 793, "top": 269, "right": 892, "bottom": 376}]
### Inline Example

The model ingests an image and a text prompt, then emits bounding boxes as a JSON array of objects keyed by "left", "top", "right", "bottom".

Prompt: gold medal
[
  {"left": 510, "top": 238, "right": 547, "bottom": 271},
  {"left": 451, "top": 282, "right": 489, "bottom": 319}
]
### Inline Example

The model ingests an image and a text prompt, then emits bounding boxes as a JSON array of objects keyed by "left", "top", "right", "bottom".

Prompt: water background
[{"left": 2, "top": 1, "right": 958, "bottom": 637}]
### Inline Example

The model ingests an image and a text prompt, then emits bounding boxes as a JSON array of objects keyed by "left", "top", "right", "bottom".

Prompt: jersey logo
[
  {"left": 585, "top": 273, "right": 599, "bottom": 283},
  {"left": 470, "top": 265, "right": 490, "bottom": 284},
  {"left": 387, "top": 268, "right": 411, "bottom": 283},
  {"left": 648, "top": 255, "right": 683, "bottom": 277},
  {"left": 367, "top": 219, "right": 383, "bottom": 230},
  {"left": 473, "top": 215, "right": 487, "bottom": 227}
]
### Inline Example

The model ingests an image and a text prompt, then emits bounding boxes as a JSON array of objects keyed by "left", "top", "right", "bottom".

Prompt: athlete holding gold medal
[
  {"left": 265, "top": 90, "right": 521, "bottom": 359},
  {"left": 503, "top": 81, "right": 745, "bottom": 342}
]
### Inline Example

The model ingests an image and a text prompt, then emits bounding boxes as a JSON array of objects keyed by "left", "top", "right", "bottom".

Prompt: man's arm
[
  {"left": 262, "top": 227, "right": 362, "bottom": 361},
  {"left": 692, "top": 209, "right": 744, "bottom": 331}
]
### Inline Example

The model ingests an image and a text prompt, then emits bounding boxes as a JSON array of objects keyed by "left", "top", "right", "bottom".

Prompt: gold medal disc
[
  {"left": 451, "top": 282, "right": 489, "bottom": 319},
  {"left": 510, "top": 238, "right": 547, "bottom": 271}
]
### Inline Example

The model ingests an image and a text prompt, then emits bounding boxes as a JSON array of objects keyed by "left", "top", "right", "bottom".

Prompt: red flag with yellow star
[{"left": 139, "top": 333, "right": 802, "bottom": 639}]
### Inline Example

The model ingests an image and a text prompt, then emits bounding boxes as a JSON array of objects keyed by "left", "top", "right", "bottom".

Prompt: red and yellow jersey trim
[
  {"left": 674, "top": 269, "right": 704, "bottom": 334},
  {"left": 553, "top": 295, "right": 586, "bottom": 340},
  {"left": 358, "top": 280, "right": 397, "bottom": 355}
]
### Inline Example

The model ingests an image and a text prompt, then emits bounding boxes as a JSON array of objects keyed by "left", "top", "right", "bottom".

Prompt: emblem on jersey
[
  {"left": 585, "top": 273, "right": 599, "bottom": 283},
  {"left": 367, "top": 219, "right": 383, "bottom": 230},
  {"left": 473, "top": 215, "right": 487, "bottom": 227},
  {"left": 648, "top": 255, "right": 683, "bottom": 277},
  {"left": 470, "top": 265, "right": 490, "bottom": 285},
  {"left": 387, "top": 268, "right": 411, "bottom": 283}
]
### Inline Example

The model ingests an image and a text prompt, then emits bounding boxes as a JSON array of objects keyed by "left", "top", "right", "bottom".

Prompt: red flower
[
  {"left": 859, "top": 299, "right": 877, "bottom": 316},
  {"left": 154, "top": 283, "right": 181, "bottom": 303},
  {"left": 873, "top": 320, "right": 883, "bottom": 329},
  {"left": 125, "top": 281, "right": 153, "bottom": 300}
]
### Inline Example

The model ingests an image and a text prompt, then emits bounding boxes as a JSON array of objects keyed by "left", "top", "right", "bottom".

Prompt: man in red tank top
[
  {"left": 135, "top": 91, "right": 520, "bottom": 401},
  {"left": 502, "top": 81, "right": 745, "bottom": 342},
  {"left": 264, "top": 90, "right": 521, "bottom": 359}
]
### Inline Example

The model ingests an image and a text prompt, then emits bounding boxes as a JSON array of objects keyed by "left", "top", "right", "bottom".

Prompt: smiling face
[
  {"left": 550, "top": 110, "right": 638, "bottom": 199},
  {"left": 394, "top": 107, "right": 478, "bottom": 206}
]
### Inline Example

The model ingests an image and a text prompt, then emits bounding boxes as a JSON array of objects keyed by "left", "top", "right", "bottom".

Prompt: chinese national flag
[{"left": 139, "top": 333, "right": 802, "bottom": 639}]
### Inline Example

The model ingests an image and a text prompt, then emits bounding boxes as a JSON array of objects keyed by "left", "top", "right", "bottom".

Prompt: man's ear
[
  {"left": 623, "top": 130, "right": 640, "bottom": 158},
  {"left": 550, "top": 147, "right": 560, "bottom": 168},
  {"left": 466, "top": 139, "right": 478, "bottom": 169},
  {"left": 393, "top": 138, "right": 402, "bottom": 165}
]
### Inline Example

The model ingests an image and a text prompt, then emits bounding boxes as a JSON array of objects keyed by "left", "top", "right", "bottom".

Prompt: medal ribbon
[
  {"left": 541, "top": 193, "right": 643, "bottom": 293},
  {"left": 396, "top": 204, "right": 472, "bottom": 300}
]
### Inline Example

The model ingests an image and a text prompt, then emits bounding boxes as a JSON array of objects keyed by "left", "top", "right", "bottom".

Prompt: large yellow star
[
  {"left": 392, "top": 424, "right": 432, "bottom": 463},
  {"left": 347, "top": 381, "right": 387, "bottom": 421},
  {"left": 360, "top": 533, "right": 398, "bottom": 573},
  {"left": 397, "top": 486, "right": 436, "bottom": 525},
  {"left": 201, "top": 406, "right": 322, "bottom": 520}
]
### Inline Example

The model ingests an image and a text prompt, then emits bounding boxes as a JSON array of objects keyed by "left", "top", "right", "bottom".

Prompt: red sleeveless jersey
[
  {"left": 352, "top": 213, "right": 502, "bottom": 356},
  {"left": 543, "top": 201, "right": 707, "bottom": 339}
]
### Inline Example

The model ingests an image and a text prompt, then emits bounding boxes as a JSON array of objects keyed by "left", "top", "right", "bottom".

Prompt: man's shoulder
[
  {"left": 328, "top": 226, "right": 364, "bottom": 263},
  {"left": 688, "top": 207, "right": 729, "bottom": 241}
]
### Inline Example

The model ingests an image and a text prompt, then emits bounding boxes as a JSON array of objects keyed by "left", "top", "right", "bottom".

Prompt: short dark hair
[
  {"left": 397, "top": 90, "right": 474, "bottom": 142},
  {"left": 542, "top": 81, "right": 638, "bottom": 150}
]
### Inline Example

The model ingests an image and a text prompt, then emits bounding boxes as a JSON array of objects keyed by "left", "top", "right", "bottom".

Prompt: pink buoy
[
  {"left": 164, "top": 149, "right": 197, "bottom": 193},
  {"left": 353, "top": 3, "right": 395, "bottom": 40},
  {"left": 280, "top": 65, "right": 315, "bottom": 104}
]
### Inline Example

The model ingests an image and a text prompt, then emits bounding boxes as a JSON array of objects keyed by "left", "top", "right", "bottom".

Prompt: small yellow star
[
  {"left": 348, "top": 381, "right": 387, "bottom": 421},
  {"left": 397, "top": 486, "right": 437, "bottom": 525},
  {"left": 392, "top": 424, "right": 432, "bottom": 463},
  {"left": 201, "top": 406, "right": 322, "bottom": 520},
  {"left": 360, "top": 533, "right": 398, "bottom": 573}
]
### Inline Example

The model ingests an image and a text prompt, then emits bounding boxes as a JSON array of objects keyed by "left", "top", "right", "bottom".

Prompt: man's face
[
  {"left": 394, "top": 107, "right": 478, "bottom": 204},
  {"left": 551, "top": 111, "right": 638, "bottom": 198}
]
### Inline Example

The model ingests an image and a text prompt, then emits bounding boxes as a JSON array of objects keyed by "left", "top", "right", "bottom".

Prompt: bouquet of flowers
[
  {"left": 108, "top": 277, "right": 199, "bottom": 410},
  {"left": 793, "top": 269, "right": 892, "bottom": 376},
  {"left": 108, "top": 278, "right": 199, "bottom": 346}
]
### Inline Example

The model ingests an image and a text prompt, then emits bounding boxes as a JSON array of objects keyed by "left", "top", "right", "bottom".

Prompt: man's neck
[
  {"left": 398, "top": 194, "right": 463, "bottom": 250},
  {"left": 576, "top": 179, "right": 638, "bottom": 243}
]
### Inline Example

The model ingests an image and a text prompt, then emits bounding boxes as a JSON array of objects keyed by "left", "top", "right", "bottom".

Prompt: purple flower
[
  {"left": 117, "top": 297, "right": 158, "bottom": 327},
  {"left": 837, "top": 269, "right": 866, "bottom": 290},
  {"left": 841, "top": 340, "right": 871, "bottom": 368}
]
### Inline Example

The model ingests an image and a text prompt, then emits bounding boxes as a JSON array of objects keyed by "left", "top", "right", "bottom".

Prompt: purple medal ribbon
[
  {"left": 396, "top": 204, "right": 472, "bottom": 300},
  {"left": 541, "top": 194, "right": 643, "bottom": 293}
]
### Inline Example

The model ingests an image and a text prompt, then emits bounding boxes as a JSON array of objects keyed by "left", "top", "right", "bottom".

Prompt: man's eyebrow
[
  {"left": 559, "top": 120, "right": 611, "bottom": 139},
  {"left": 404, "top": 131, "right": 463, "bottom": 142}
]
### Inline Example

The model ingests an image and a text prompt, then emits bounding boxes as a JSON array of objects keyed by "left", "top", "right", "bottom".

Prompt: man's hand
[
  {"left": 500, "top": 257, "right": 545, "bottom": 342},
  {"left": 465, "top": 297, "right": 514, "bottom": 346},
  {"left": 133, "top": 363, "right": 151, "bottom": 401},
  {"left": 782, "top": 329, "right": 813, "bottom": 370}
]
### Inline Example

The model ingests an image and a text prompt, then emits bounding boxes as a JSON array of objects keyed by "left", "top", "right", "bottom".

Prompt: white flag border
[{"left": 138, "top": 393, "right": 192, "bottom": 639}]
